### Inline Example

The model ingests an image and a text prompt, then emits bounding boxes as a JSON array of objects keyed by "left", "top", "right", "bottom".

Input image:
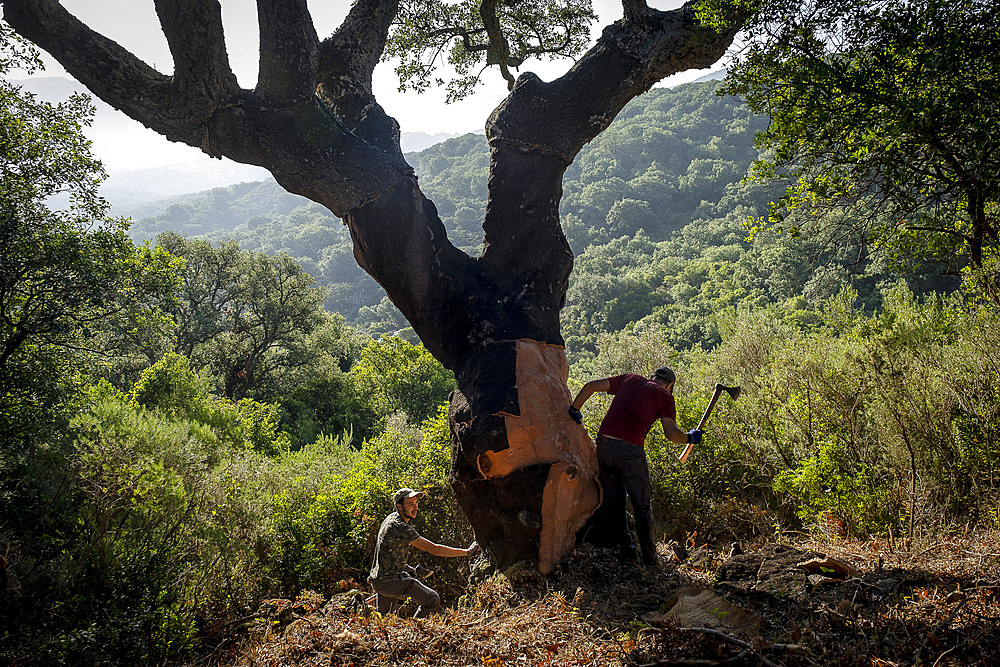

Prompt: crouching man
[{"left": 369, "top": 487, "right": 478, "bottom": 617}]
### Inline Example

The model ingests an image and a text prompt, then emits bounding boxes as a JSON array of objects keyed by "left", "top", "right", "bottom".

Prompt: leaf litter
[{"left": 194, "top": 533, "right": 1000, "bottom": 666}]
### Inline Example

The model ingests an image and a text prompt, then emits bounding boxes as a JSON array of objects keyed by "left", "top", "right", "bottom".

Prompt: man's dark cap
[
  {"left": 393, "top": 487, "right": 426, "bottom": 506},
  {"left": 652, "top": 367, "right": 676, "bottom": 385}
]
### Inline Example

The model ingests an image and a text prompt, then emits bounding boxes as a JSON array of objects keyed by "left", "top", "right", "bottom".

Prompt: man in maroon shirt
[{"left": 569, "top": 367, "right": 702, "bottom": 565}]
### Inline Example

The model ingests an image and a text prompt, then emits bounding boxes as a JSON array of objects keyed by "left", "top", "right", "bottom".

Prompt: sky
[{"left": 16, "top": 0, "right": 725, "bottom": 171}]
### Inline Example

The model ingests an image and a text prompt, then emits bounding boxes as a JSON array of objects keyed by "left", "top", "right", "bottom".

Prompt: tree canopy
[
  {"left": 0, "top": 32, "right": 178, "bottom": 445},
  {"left": 386, "top": 0, "right": 597, "bottom": 100},
  {"left": 723, "top": 0, "right": 1000, "bottom": 271},
  {"left": 156, "top": 231, "right": 328, "bottom": 399}
]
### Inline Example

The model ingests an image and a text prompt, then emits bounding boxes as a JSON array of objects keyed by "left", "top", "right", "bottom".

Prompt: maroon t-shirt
[{"left": 598, "top": 374, "right": 676, "bottom": 446}]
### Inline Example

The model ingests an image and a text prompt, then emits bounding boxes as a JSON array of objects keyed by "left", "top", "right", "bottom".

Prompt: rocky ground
[{"left": 192, "top": 534, "right": 1000, "bottom": 666}]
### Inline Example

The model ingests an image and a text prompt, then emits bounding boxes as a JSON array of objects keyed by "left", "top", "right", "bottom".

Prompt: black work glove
[
  {"left": 568, "top": 406, "right": 583, "bottom": 424},
  {"left": 687, "top": 429, "right": 704, "bottom": 444}
]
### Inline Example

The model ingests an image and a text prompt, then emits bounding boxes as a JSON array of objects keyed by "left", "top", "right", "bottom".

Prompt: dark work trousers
[
  {"left": 371, "top": 574, "right": 441, "bottom": 618},
  {"left": 596, "top": 435, "right": 656, "bottom": 563}
]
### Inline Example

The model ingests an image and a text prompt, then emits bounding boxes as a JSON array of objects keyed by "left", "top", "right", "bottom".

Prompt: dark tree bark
[{"left": 4, "top": 0, "right": 746, "bottom": 573}]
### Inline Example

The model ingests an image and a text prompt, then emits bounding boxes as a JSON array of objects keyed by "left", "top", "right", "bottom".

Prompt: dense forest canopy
[{"left": 722, "top": 0, "right": 1000, "bottom": 271}]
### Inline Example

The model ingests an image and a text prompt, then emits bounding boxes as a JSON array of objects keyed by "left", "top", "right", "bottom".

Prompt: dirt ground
[{"left": 196, "top": 534, "right": 1000, "bottom": 666}]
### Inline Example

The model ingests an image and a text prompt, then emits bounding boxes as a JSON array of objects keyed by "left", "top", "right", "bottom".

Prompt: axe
[{"left": 678, "top": 383, "right": 741, "bottom": 463}]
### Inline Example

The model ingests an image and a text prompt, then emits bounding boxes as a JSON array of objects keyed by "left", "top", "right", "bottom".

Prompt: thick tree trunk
[
  {"left": 450, "top": 340, "right": 601, "bottom": 572},
  {"left": 344, "top": 164, "right": 600, "bottom": 572}
]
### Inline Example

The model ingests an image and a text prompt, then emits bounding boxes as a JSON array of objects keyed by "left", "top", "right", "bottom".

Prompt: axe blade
[{"left": 719, "top": 384, "right": 741, "bottom": 400}]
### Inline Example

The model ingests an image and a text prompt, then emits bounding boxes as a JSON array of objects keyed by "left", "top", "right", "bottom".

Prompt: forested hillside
[{"left": 126, "top": 80, "right": 957, "bottom": 356}]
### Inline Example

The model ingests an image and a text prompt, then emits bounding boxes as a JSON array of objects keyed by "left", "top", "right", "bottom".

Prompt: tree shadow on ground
[{"left": 526, "top": 541, "right": 1000, "bottom": 666}]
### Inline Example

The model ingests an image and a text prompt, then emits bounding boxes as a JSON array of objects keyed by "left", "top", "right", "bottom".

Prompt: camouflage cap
[{"left": 393, "top": 487, "right": 426, "bottom": 506}]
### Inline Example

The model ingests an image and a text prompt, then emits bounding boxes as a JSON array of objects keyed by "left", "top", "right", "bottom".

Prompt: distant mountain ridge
[{"left": 691, "top": 69, "right": 727, "bottom": 83}]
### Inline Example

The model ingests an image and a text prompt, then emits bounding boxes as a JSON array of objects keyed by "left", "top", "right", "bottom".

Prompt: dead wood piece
[
  {"left": 642, "top": 589, "right": 761, "bottom": 640},
  {"left": 807, "top": 574, "right": 840, "bottom": 587},
  {"left": 673, "top": 627, "right": 782, "bottom": 667},
  {"left": 796, "top": 556, "right": 861, "bottom": 579}
]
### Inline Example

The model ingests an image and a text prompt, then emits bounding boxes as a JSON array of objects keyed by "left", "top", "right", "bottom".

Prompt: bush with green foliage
[
  {"left": 2, "top": 374, "right": 279, "bottom": 664},
  {"left": 130, "top": 352, "right": 291, "bottom": 456},
  {"left": 570, "top": 282, "right": 1000, "bottom": 544},
  {"left": 349, "top": 336, "right": 456, "bottom": 428},
  {"left": 698, "top": 283, "right": 1000, "bottom": 539}
]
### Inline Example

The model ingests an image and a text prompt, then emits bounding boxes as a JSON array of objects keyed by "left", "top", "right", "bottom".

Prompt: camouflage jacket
[{"left": 369, "top": 511, "right": 420, "bottom": 582}]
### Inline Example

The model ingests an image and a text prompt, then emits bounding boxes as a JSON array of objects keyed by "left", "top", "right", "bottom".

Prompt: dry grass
[{"left": 194, "top": 534, "right": 1000, "bottom": 667}]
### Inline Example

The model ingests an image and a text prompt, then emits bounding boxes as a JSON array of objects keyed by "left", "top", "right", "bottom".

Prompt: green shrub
[
  {"left": 707, "top": 283, "right": 1000, "bottom": 538},
  {"left": 349, "top": 337, "right": 456, "bottom": 427},
  {"left": 130, "top": 352, "right": 290, "bottom": 455},
  {"left": 129, "top": 352, "right": 210, "bottom": 418},
  {"left": 23, "top": 387, "right": 275, "bottom": 663},
  {"left": 265, "top": 433, "right": 366, "bottom": 591},
  {"left": 773, "top": 440, "right": 900, "bottom": 536}
]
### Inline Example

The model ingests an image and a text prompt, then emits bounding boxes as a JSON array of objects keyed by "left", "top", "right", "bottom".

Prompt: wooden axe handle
[
  {"left": 678, "top": 384, "right": 724, "bottom": 463},
  {"left": 697, "top": 384, "right": 725, "bottom": 430}
]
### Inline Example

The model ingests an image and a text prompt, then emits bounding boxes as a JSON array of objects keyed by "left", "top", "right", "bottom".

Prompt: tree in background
[
  {"left": 272, "top": 310, "right": 372, "bottom": 448},
  {"left": 3, "top": 0, "right": 748, "bottom": 571},
  {"left": 157, "top": 232, "right": 245, "bottom": 363},
  {"left": 156, "top": 232, "right": 328, "bottom": 400},
  {"left": 723, "top": 0, "right": 1000, "bottom": 272},
  {"left": 350, "top": 336, "right": 457, "bottom": 429}
]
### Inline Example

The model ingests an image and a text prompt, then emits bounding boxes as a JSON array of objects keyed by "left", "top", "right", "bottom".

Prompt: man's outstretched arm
[
  {"left": 570, "top": 378, "right": 611, "bottom": 422},
  {"left": 661, "top": 416, "right": 703, "bottom": 445},
  {"left": 410, "top": 537, "right": 478, "bottom": 558},
  {"left": 661, "top": 416, "right": 691, "bottom": 444}
]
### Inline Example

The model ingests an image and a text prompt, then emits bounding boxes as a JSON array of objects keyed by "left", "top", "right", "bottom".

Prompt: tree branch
[
  {"left": 5, "top": 0, "right": 411, "bottom": 213},
  {"left": 904, "top": 226, "right": 972, "bottom": 242},
  {"left": 479, "top": 0, "right": 747, "bottom": 307},
  {"left": 343, "top": 177, "right": 477, "bottom": 369},
  {"left": 480, "top": 0, "right": 515, "bottom": 88},
  {"left": 2, "top": 0, "right": 196, "bottom": 143},
  {"left": 487, "top": 0, "right": 746, "bottom": 164},
  {"left": 316, "top": 0, "right": 400, "bottom": 154},
  {"left": 255, "top": 0, "right": 319, "bottom": 104},
  {"left": 460, "top": 31, "right": 489, "bottom": 53},
  {"left": 320, "top": 0, "right": 397, "bottom": 93},
  {"left": 622, "top": 0, "right": 649, "bottom": 21},
  {"left": 152, "top": 0, "right": 238, "bottom": 107}
]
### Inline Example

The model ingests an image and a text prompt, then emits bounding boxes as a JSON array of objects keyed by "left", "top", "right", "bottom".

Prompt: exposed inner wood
[{"left": 476, "top": 339, "right": 601, "bottom": 573}]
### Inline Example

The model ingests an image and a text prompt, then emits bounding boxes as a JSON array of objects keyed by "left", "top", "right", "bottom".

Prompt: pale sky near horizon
[{"left": 15, "top": 0, "right": 725, "bottom": 171}]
